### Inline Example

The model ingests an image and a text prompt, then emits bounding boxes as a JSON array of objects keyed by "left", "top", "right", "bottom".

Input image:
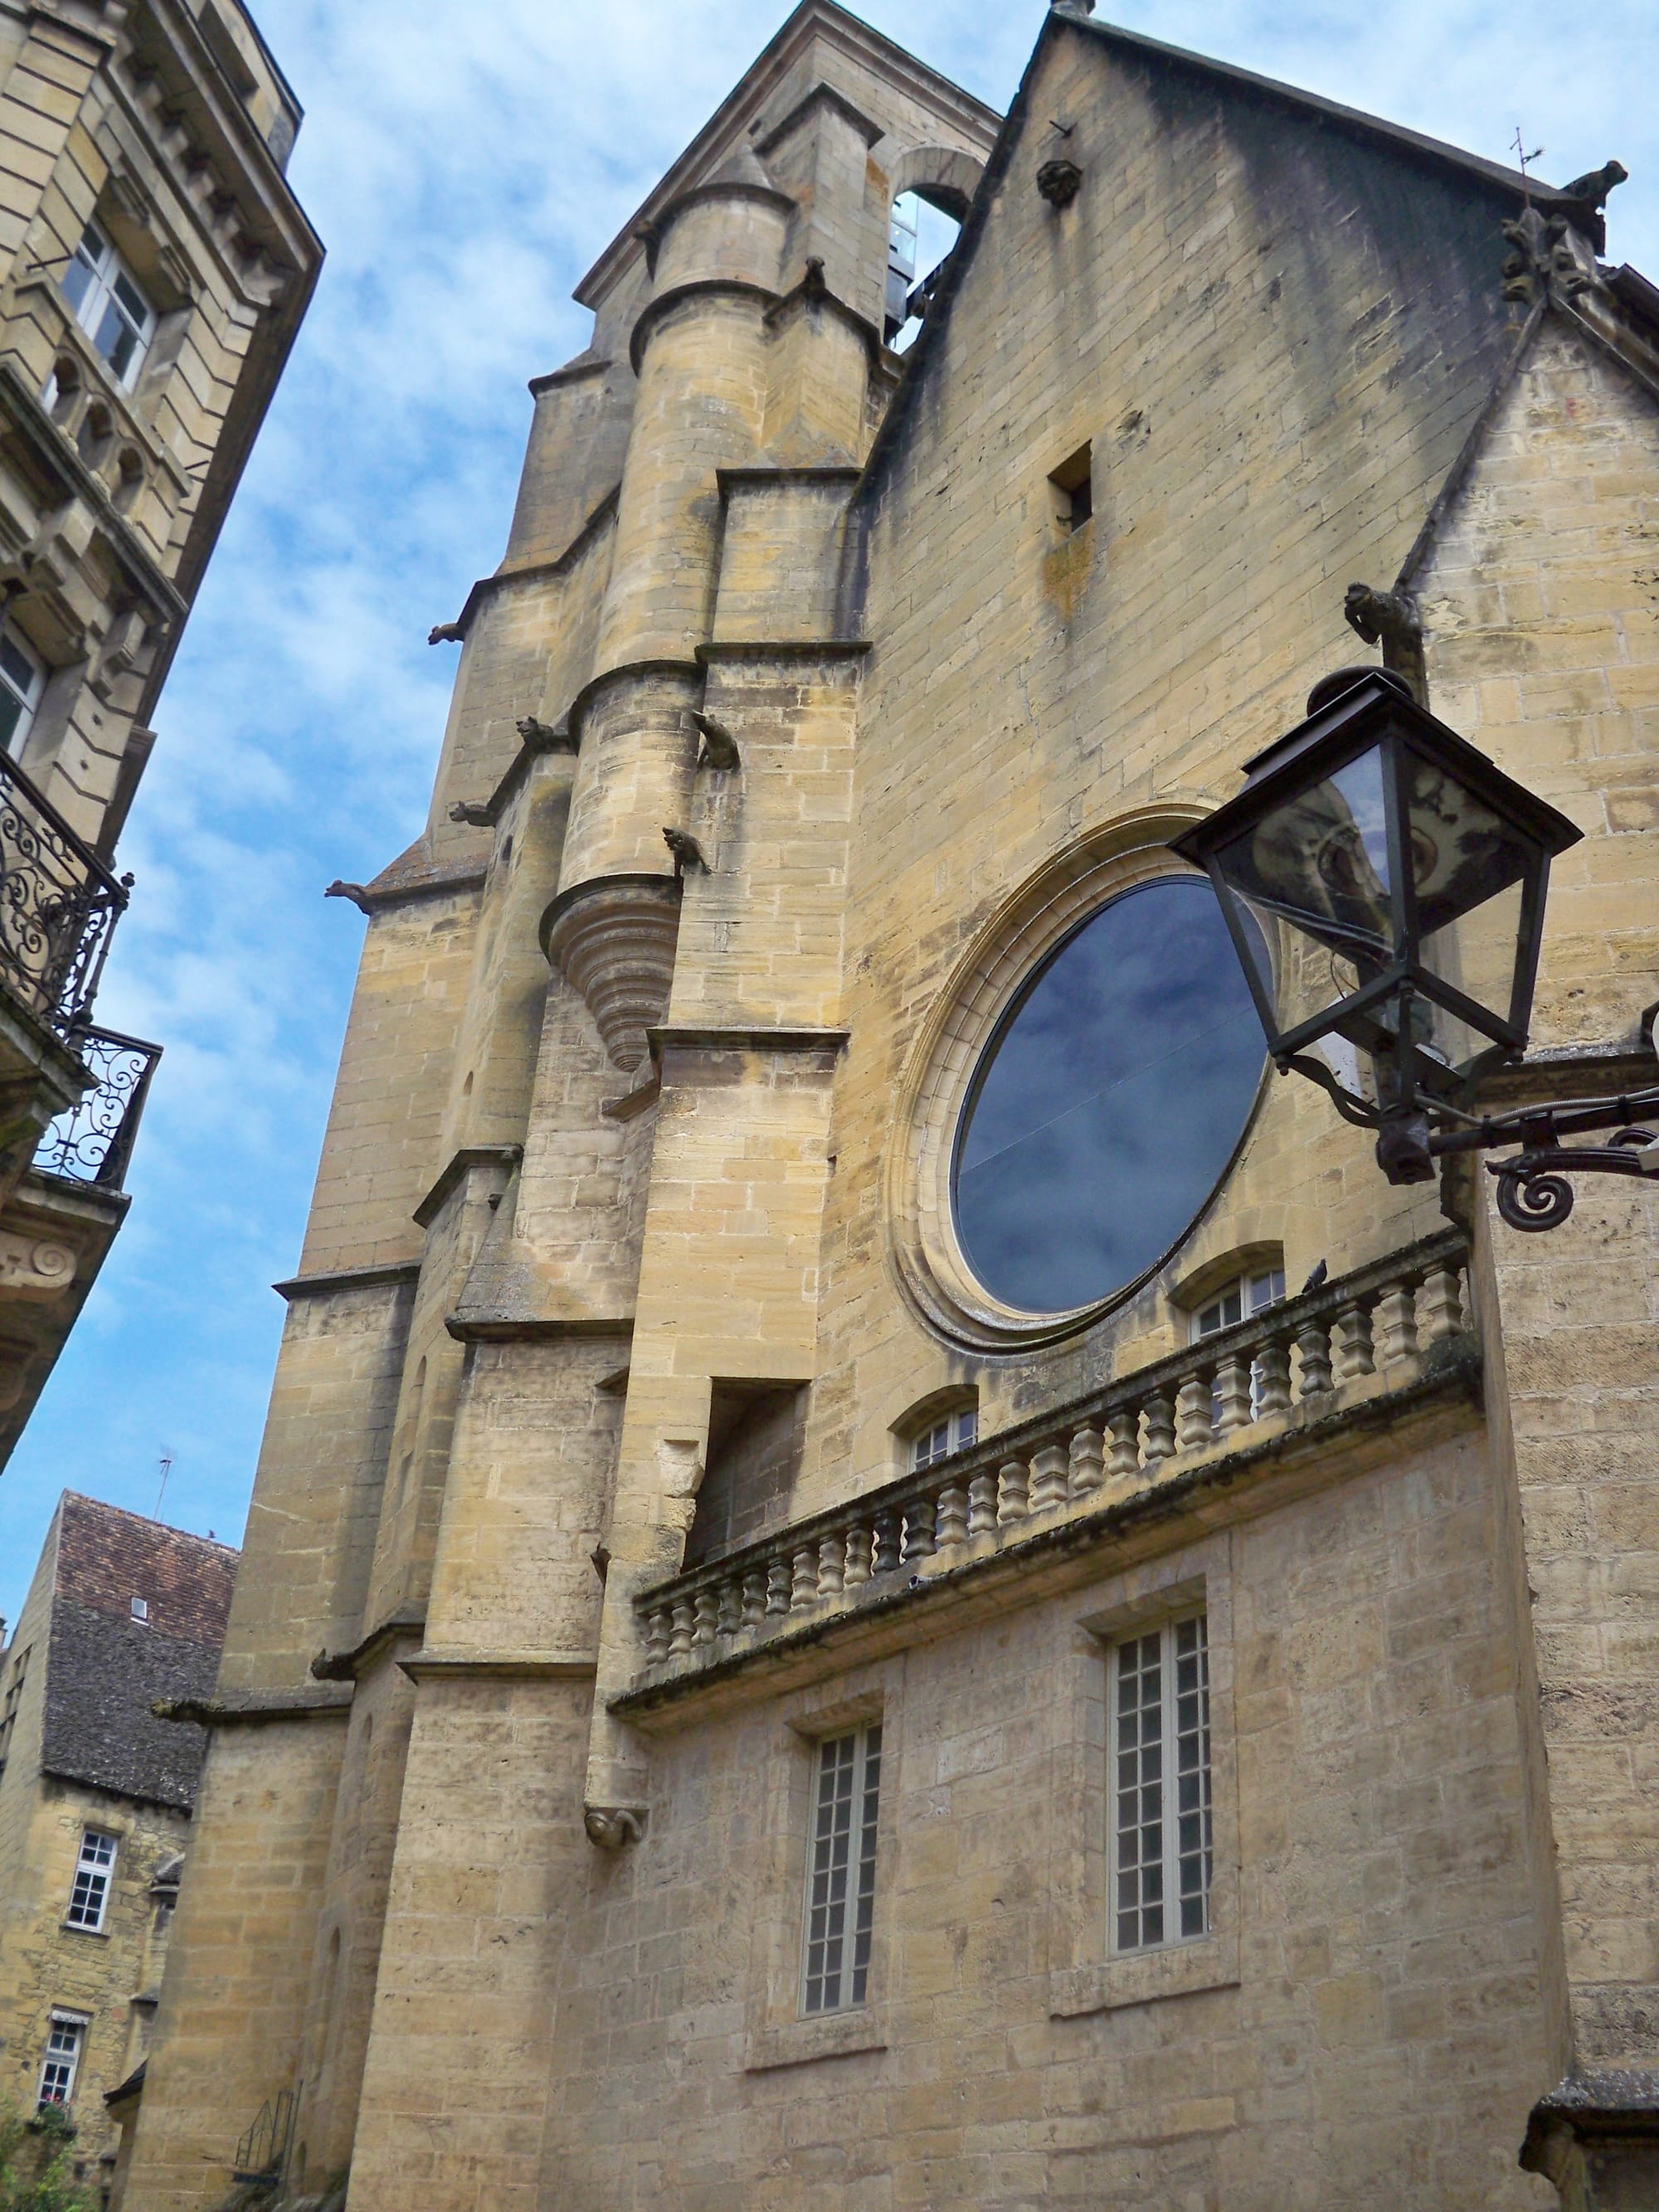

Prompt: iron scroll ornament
[{"left": 1283, "top": 1037, "right": 1659, "bottom": 1234}]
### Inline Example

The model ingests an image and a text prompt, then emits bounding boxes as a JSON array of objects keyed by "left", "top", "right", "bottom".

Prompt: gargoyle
[
  {"left": 693, "top": 712, "right": 740, "bottom": 772},
  {"left": 448, "top": 800, "right": 494, "bottom": 828},
  {"left": 1343, "top": 583, "right": 1420, "bottom": 653},
  {"left": 517, "top": 714, "right": 578, "bottom": 753},
  {"left": 324, "top": 880, "right": 372, "bottom": 915},
  {"left": 427, "top": 620, "right": 464, "bottom": 644},
  {"left": 584, "top": 1805, "right": 645, "bottom": 1851},
  {"left": 664, "top": 827, "right": 708, "bottom": 878}
]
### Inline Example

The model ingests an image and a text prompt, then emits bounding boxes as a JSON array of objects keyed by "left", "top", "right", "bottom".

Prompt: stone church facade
[{"left": 124, "top": 5, "right": 1659, "bottom": 2207}]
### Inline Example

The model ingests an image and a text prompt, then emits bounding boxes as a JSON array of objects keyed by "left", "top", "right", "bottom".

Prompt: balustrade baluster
[
  {"left": 716, "top": 1580, "right": 742, "bottom": 1639},
  {"left": 873, "top": 1510, "right": 902, "bottom": 1574},
  {"left": 967, "top": 1471, "right": 997, "bottom": 1535},
  {"left": 1175, "top": 1374, "right": 1212, "bottom": 1453},
  {"left": 995, "top": 1459, "right": 1029, "bottom": 1524},
  {"left": 937, "top": 1485, "right": 968, "bottom": 1548},
  {"left": 1214, "top": 1355, "right": 1252, "bottom": 1435},
  {"left": 1107, "top": 1409, "right": 1140, "bottom": 1479},
  {"left": 645, "top": 1608, "right": 670, "bottom": 1665},
  {"left": 1141, "top": 1393, "right": 1175, "bottom": 1461},
  {"left": 902, "top": 1496, "right": 937, "bottom": 1564},
  {"left": 1333, "top": 1301, "right": 1375, "bottom": 1382},
  {"left": 791, "top": 1548, "right": 819, "bottom": 1607},
  {"left": 693, "top": 1589, "right": 718, "bottom": 1647},
  {"left": 844, "top": 1524, "right": 873, "bottom": 1585},
  {"left": 1069, "top": 1426, "right": 1104, "bottom": 1497},
  {"left": 1376, "top": 1278, "right": 1419, "bottom": 1366},
  {"left": 765, "top": 1558, "right": 791, "bottom": 1615},
  {"left": 669, "top": 1600, "right": 694, "bottom": 1658},
  {"left": 1029, "top": 1445, "right": 1068, "bottom": 1511},
  {"left": 1420, "top": 1263, "right": 1464, "bottom": 1345},
  {"left": 1254, "top": 1339, "right": 1292, "bottom": 1417},
  {"left": 1295, "top": 1318, "right": 1334, "bottom": 1398},
  {"left": 817, "top": 1532, "right": 845, "bottom": 1599},
  {"left": 742, "top": 1569, "right": 767, "bottom": 1627}
]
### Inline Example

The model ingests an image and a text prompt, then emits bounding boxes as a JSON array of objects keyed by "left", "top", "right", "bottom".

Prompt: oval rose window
[{"left": 951, "top": 877, "right": 1263, "bottom": 1313}]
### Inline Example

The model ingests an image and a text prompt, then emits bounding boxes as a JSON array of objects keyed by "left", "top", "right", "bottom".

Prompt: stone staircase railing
[{"left": 633, "top": 1229, "right": 1474, "bottom": 1685}]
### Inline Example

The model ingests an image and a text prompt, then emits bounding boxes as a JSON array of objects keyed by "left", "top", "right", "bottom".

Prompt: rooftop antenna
[
  {"left": 154, "top": 1451, "right": 173, "bottom": 1520},
  {"left": 1512, "top": 126, "right": 1545, "bottom": 207}
]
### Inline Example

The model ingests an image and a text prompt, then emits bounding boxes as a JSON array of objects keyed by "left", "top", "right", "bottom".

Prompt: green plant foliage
[{"left": 0, "top": 2103, "right": 99, "bottom": 2212}]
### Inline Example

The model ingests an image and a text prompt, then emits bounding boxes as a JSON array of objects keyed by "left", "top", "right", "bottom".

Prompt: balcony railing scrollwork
[
  {"left": 33, "top": 1024, "right": 160, "bottom": 1188},
  {"left": 0, "top": 748, "right": 130, "bottom": 1034},
  {"left": 632, "top": 1229, "right": 1477, "bottom": 1689}
]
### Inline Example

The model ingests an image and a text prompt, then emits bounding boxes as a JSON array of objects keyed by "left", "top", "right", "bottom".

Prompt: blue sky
[{"left": 2, "top": 0, "right": 1656, "bottom": 1630}]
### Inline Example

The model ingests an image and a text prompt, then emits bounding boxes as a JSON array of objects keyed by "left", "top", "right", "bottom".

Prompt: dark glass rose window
[{"left": 951, "top": 877, "right": 1264, "bottom": 1313}]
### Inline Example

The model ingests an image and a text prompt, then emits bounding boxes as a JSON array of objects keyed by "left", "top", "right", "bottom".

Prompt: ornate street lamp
[{"left": 1173, "top": 668, "right": 1659, "bottom": 1230}]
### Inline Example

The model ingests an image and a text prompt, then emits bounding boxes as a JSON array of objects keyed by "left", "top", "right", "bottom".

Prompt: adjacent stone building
[
  {"left": 120, "top": 4, "right": 1659, "bottom": 2207},
  {"left": 0, "top": 1493, "right": 236, "bottom": 2195},
  {"left": 0, "top": 0, "right": 319, "bottom": 1459}
]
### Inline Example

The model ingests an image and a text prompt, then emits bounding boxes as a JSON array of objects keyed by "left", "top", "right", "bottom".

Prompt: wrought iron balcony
[
  {"left": 628, "top": 1229, "right": 1476, "bottom": 1699},
  {"left": 0, "top": 747, "right": 129, "bottom": 1036},
  {"left": 33, "top": 1025, "right": 160, "bottom": 1189}
]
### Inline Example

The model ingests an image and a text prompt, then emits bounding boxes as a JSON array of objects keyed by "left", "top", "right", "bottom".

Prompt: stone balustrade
[{"left": 633, "top": 1229, "right": 1473, "bottom": 1684}]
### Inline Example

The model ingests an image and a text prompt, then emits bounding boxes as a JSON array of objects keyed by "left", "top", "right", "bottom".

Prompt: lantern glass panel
[
  {"left": 1214, "top": 744, "right": 1394, "bottom": 1046},
  {"left": 1405, "top": 749, "right": 1532, "bottom": 1053}
]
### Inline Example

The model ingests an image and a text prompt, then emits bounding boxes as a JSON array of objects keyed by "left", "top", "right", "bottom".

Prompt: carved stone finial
[
  {"left": 1037, "top": 158, "right": 1083, "bottom": 209},
  {"left": 693, "top": 713, "right": 740, "bottom": 772},
  {"left": 427, "top": 620, "right": 464, "bottom": 644},
  {"left": 324, "top": 880, "right": 372, "bottom": 915},
  {"left": 584, "top": 1805, "right": 645, "bottom": 1851},
  {"left": 663, "top": 827, "right": 708, "bottom": 878},
  {"left": 1500, "top": 202, "right": 1606, "bottom": 308}
]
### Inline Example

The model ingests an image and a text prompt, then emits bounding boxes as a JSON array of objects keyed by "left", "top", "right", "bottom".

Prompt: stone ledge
[
  {"left": 153, "top": 1685, "right": 353, "bottom": 1726},
  {"left": 1050, "top": 1932, "right": 1240, "bottom": 2020},
  {"left": 397, "top": 1649, "right": 599, "bottom": 1683}
]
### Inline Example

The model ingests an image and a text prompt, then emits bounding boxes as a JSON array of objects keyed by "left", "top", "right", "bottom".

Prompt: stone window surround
[
  {"left": 885, "top": 803, "right": 1269, "bottom": 1355},
  {"left": 742, "top": 1668, "right": 898, "bottom": 2073},
  {"left": 1046, "top": 1530, "right": 1241, "bottom": 2018}
]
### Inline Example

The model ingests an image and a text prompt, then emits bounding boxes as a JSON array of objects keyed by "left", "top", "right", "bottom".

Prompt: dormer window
[
  {"left": 1191, "top": 1266, "right": 1284, "bottom": 1340},
  {"left": 911, "top": 1405, "right": 976, "bottom": 1471},
  {"left": 0, "top": 626, "right": 45, "bottom": 756},
  {"left": 60, "top": 219, "right": 156, "bottom": 389},
  {"left": 129, "top": 1596, "right": 149, "bottom": 1622}
]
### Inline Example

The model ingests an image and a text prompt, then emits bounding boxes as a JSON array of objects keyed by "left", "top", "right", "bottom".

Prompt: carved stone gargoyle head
[{"left": 584, "top": 1805, "right": 646, "bottom": 1851}]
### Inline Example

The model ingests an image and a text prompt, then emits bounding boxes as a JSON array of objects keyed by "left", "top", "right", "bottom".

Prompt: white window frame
[
  {"left": 59, "top": 217, "right": 157, "bottom": 389},
  {"left": 129, "top": 1596, "right": 149, "bottom": 1622},
  {"left": 37, "top": 2011, "right": 88, "bottom": 2107},
  {"left": 1108, "top": 1612, "right": 1212, "bottom": 1957},
  {"left": 800, "top": 1723, "right": 883, "bottom": 2015},
  {"left": 910, "top": 1405, "right": 976, "bottom": 1472},
  {"left": 0, "top": 625, "right": 46, "bottom": 759},
  {"left": 66, "top": 1827, "right": 117, "bottom": 1932},
  {"left": 1193, "top": 1266, "right": 1285, "bottom": 1422}
]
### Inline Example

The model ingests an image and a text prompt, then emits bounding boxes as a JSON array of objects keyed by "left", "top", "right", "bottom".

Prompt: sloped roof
[
  {"left": 1067, "top": 12, "right": 1562, "bottom": 209},
  {"left": 41, "top": 1494, "right": 237, "bottom": 1810}
]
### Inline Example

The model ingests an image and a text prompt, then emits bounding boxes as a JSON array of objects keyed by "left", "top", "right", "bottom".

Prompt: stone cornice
[
  {"left": 154, "top": 1684, "right": 354, "bottom": 1726},
  {"left": 444, "top": 1312, "right": 635, "bottom": 1345},
  {"left": 628, "top": 277, "right": 781, "bottom": 377},
  {"left": 398, "top": 1649, "right": 600, "bottom": 1683},
  {"left": 310, "top": 1603, "right": 426, "bottom": 1682},
  {"left": 272, "top": 1258, "right": 421, "bottom": 1301},
  {"left": 412, "top": 1144, "right": 522, "bottom": 1230}
]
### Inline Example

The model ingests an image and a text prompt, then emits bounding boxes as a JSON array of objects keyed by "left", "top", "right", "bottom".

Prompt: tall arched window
[{"left": 885, "top": 191, "right": 961, "bottom": 351}]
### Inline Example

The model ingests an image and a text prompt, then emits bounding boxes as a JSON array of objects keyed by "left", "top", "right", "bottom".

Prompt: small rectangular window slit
[{"left": 1048, "top": 442, "right": 1092, "bottom": 534}]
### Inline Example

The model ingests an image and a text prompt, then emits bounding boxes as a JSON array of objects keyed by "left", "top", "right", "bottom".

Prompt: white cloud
[{"left": 2, "top": 0, "right": 1654, "bottom": 1612}]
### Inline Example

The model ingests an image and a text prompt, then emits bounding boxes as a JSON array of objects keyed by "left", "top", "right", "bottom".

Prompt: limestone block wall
[
  {"left": 497, "top": 1417, "right": 1551, "bottom": 2212},
  {"left": 127, "top": 1719, "right": 346, "bottom": 2212}
]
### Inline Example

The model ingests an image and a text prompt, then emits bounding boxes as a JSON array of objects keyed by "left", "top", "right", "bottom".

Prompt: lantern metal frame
[{"left": 1174, "top": 668, "right": 1659, "bottom": 1230}]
